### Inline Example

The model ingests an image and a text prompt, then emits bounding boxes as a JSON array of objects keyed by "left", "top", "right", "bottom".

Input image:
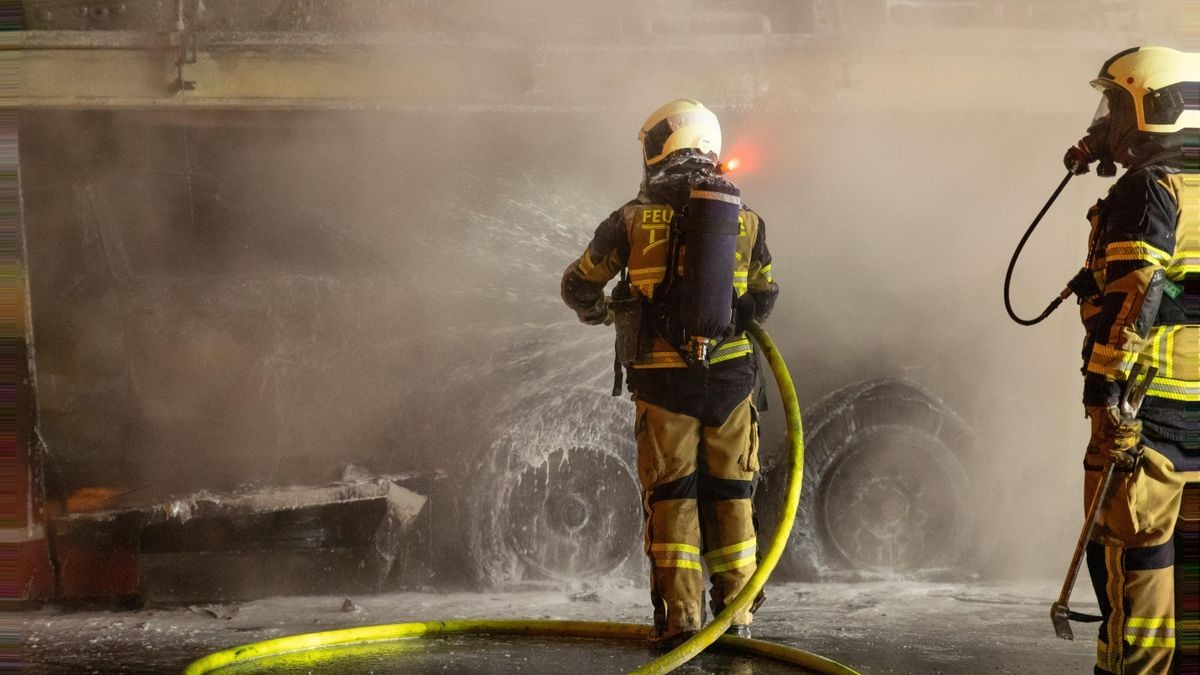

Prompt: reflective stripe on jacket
[
  {"left": 571, "top": 202, "right": 774, "bottom": 369},
  {"left": 1081, "top": 169, "right": 1200, "bottom": 407}
]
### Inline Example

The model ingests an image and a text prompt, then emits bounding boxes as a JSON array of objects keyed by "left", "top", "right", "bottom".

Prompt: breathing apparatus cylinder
[{"left": 679, "top": 176, "right": 741, "bottom": 364}]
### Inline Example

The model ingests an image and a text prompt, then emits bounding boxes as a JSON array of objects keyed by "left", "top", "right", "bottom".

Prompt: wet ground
[
  {"left": 24, "top": 580, "right": 1095, "bottom": 673},
  {"left": 200, "top": 635, "right": 805, "bottom": 675}
]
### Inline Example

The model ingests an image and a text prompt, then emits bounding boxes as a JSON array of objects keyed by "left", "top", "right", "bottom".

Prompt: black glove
[
  {"left": 1064, "top": 137, "right": 1118, "bottom": 177},
  {"left": 1063, "top": 141, "right": 1094, "bottom": 175}
]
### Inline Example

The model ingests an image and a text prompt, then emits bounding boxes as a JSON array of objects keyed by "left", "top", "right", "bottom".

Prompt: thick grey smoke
[{"left": 21, "top": 0, "right": 1190, "bottom": 582}]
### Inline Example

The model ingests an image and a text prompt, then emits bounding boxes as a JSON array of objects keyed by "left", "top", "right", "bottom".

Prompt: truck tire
[
  {"left": 758, "top": 378, "right": 978, "bottom": 579},
  {"left": 467, "top": 386, "right": 643, "bottom": 589}
]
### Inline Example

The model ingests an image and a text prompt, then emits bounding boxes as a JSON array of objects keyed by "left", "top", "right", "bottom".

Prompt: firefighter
[
  {"left": 1067, "top": 46, "right": 1200, "bottom": 674},
  {"left": 560, "top": 99, "right": 779, "bottom": 647}
]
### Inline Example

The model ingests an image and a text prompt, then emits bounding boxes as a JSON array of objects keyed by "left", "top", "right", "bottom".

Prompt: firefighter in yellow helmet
[
  {"left": 561, "top": 99, "right": 779, "bottom": 647},
  {"left": 1066, "top": 46, "right": 1200, "bottom": 674}
]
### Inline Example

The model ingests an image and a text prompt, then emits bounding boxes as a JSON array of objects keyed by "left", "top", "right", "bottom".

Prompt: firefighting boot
[{"left": 725, "top": 624, "right": 752, "bottom": 639}]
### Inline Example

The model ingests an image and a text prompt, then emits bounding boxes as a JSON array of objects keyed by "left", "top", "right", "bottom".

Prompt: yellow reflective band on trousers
[
  {"left": 1104, "top": 546, "right": 1126, "bottom": 674},
  {"left": 635, "top": 396, "right": 760, "bottom": 636},
  {"left": 651, "top": 543, "right": 703, "bottom": 571},
  {"left": 1085, "top": 440, "right": 1186, "bottom": 675},
  {"left": 1125, "top": 617, "right": 1176, "bottom": 649},
  {"left": 705, "top": 538, "right": 757, "bottom": 574},
  {"left": 652, "top": 543, "right": 701, "bottom": 554}
]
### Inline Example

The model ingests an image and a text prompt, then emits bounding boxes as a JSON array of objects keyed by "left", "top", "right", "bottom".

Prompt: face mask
[{"left": 1064, "top": 89, "right": 1121, "bottom": 176}]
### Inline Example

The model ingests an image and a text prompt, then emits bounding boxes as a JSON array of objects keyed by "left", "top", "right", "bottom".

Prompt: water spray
[{"left": 182, "top": 322, "right": 858, "bottom": 675}]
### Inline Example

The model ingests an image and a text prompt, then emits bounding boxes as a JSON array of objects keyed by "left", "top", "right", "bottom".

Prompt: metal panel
[{"left": 19, "top": 29, "right": 1131, "bottom": 113}]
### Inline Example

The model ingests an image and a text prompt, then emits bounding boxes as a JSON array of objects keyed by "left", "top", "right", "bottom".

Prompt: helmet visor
[{"left": 1089, "top": 87, "right": 1113, "bottom": 131}]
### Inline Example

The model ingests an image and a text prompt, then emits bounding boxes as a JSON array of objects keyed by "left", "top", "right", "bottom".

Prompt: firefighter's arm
[
  {"left": 1082, "top": 172, "right": 1177, "bottom": 406},
  {"left": 561, "top": 208, "right": 629, "bottom": 325},
  {"left": 745, "top": 212, "right": 780, "bottom": 324}
]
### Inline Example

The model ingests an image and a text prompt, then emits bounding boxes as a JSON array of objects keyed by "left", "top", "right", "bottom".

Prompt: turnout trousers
[
  {"left": 633, "top": 394, "right": 760, "bottom": 637},
  {"left": 1086, "top": 431, "right": 1200, "bottom": 674}
]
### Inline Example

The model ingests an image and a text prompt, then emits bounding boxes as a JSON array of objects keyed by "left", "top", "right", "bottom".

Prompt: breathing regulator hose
[
  {"left": 1003, "top": 171, "right": 1077, "bottom": 326},
  {"left": 184, "top": 323, "right": 854, "bottom": 675}
]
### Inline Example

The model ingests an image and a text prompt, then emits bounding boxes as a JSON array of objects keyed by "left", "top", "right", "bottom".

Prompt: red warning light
[{"left": 719, "top": 157, "right": 742, "bottom": 174}]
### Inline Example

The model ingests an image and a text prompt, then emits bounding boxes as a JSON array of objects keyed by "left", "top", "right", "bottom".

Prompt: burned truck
[{"left": 18, "top": 0, "right": 1178, "bottom": 602}]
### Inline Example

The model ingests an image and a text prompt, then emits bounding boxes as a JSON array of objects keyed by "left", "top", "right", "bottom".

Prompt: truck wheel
[
  {"left": 468, "top": 387, "right": 642, "bottom": 589},
  {"left": 758, "top": 378, "right": 977, "bottom": 578}
]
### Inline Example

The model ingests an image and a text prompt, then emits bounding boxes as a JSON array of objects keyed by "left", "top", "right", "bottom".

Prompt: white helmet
[{"left": 638, "top": 99, "right": 722, "bottom": 167}]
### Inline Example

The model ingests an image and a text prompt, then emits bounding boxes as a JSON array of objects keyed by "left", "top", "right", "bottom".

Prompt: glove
[
  {"left": 1085, "top": 404, "right": 1143, "bottom": 470},
  {"left": 578, "top": 296, "right": 614, "bottom": 326},
  {"left": 1063, "top": 141, "right": 1094, "bottom": 175}
]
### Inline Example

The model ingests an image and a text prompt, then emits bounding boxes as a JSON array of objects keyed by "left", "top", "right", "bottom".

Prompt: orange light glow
[
  {"left": 66, "top": 487, "right": 122, "bottom": 512},
  {"left": 719, "top": 144, "right": 757, "bottom": 175}
]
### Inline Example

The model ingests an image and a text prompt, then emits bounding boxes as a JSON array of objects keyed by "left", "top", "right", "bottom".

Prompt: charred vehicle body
[{"left": 15, "top": 0, "right": 1185, "bottom": 603}]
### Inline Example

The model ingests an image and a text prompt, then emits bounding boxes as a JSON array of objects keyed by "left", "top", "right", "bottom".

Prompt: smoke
[
  {"left": 738, "top": 107, "right": 1105, "bottom": 578},
  {"left": 20, "top": 0, "right": 1190, "bottom": 584}
]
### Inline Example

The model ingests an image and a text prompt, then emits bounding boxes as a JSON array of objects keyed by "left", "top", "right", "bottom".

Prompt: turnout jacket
[
  {"left": 561, "top": 169, "right": 779, "bottom": 426},
  {"left": 1080, "top": 163, "right": 1200, "bottom": 447}
]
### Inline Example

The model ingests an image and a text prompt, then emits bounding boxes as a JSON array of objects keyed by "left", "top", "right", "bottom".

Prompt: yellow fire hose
[
  {"left": 183, "top": 324, "right": 857, "bottom": 675},
  {"left": 631, "top": 322, "right": 812, "bottom": 673}
]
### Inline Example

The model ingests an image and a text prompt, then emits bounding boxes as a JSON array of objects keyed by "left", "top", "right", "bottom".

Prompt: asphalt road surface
[{"left": 24, "top": 580, "right": 1095, "bottom": 673}]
